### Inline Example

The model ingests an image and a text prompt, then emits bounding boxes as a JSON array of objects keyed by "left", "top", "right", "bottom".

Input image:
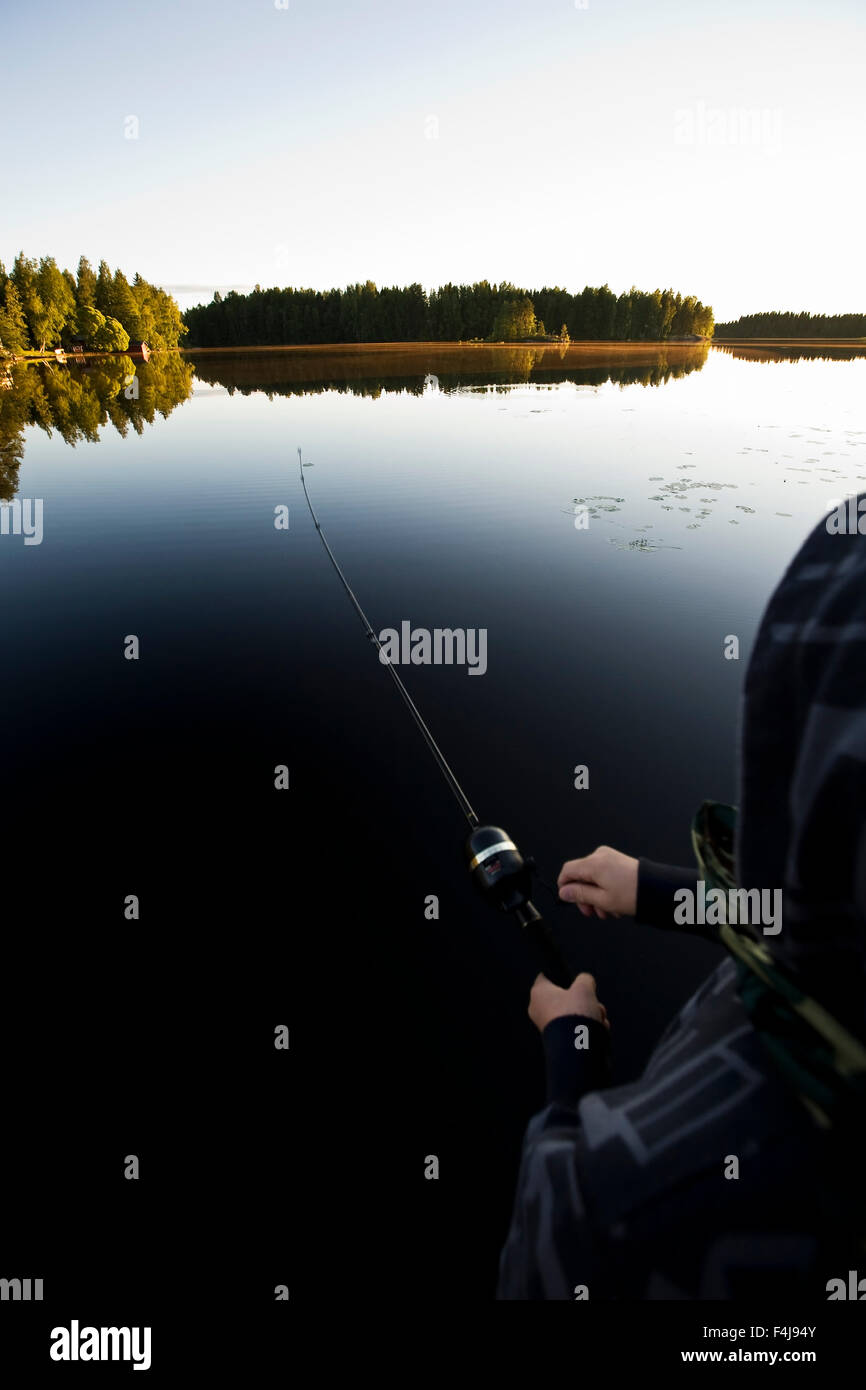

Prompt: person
[{"left": 497, "top": 500, "right": 866, "bottom": 1300}]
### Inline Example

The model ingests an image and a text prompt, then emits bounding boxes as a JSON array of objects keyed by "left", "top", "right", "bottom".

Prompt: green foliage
[
  {"left": 184, "top": 279, "right": 713, "bottom": 347},
  {"left": 490, "top": 296, "right": 537, "bottom": 340},
  {"left": 1, "top": 252, "right": 186, "bottom": 354},
  {"left": 10, "top": 255, "right": 45, "bottom": 350},
  {"left": 129, "top": 274, "right": 187, "bottom": 350},
  {"left": 76, "top": 256, "right": 97, "bottom": 308},
  {"left": 31, "top": 257, "right": 76, "bottom": 350},
  {"left": 714, "top": 310, "right": 866, "bottom": 338},
  {"left": 0, "top": 280, "right": 30, "bottom": 354},
  {"left": 68, "top": 304, "right": 130, "bottom": 351},
  {"left": 106, "top": 269, "right": 142, "bottom": 339}
]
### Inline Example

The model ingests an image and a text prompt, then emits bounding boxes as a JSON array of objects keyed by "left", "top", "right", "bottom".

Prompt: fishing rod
[{"left": 297, "top": 447, "right": 574, "bottom": 988}]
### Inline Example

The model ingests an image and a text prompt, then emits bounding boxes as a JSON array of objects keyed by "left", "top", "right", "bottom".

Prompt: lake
[{"left": 3, "top": 340, "right": 866, "bottom": 1296}]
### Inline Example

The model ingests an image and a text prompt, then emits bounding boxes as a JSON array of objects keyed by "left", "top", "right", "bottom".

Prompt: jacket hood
[{"left": 737, "top": 498, "right": 866, "bottom": 1035}]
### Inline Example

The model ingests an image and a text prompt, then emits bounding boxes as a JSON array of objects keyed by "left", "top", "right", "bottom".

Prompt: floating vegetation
[
  {"left": 607, "top": 536, "right": 682, "bottom": 553},
  {"left": 571, "top": 494, "right": 625, "bottom": 517}
]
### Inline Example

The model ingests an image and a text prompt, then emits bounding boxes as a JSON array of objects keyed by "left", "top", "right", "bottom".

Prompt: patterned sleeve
[{"left": 497, "top": 1014, "right": 611, "bottom": 1300}]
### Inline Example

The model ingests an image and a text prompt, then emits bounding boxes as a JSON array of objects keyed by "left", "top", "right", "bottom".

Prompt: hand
[
  {"left": 528, "top": 971, "right": 610, "bottom": 1034},
  {"left": 557, "top": 845, "right": 639, "bottom": 919}
]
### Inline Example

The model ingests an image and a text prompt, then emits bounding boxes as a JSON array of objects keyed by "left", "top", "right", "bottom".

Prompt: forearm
[
  {"left": 542, "top": 1013, "right": 612, "bottom": 1106},
  {"left": 497, "top": 1014, "right": 612, "bottom": 1299},
  {"left": 637, "top": 858, "right": 722, "bottom": 943}
]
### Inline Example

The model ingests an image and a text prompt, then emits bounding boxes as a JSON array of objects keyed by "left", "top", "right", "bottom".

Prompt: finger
[
  {"left": 558, "top": 854, "right": 601, "bottom": 888},
  {"left": 530, "top": 972, "right": 559, "bottom": 999},
  {"left": 560, "top": 880, "right": 608, "bottom": 908}
]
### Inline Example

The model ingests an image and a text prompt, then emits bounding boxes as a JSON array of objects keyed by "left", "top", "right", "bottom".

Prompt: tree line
[
  {"left": 0, "top": 255, "right": 187, "bottom": 356},
  {"left": 182, "top": 280, "right": 714, "bottom": 346},
  {"left": 715, "top": 311, "right": 866, "bottom": 338}
]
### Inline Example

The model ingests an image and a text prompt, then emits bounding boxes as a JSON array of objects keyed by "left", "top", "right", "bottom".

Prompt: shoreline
[
  {"left": 176, "top": 339, "right": 711, "bottom": 355},
  {"left": 5, "top": 338, "right": 864, "bottom": 367},
  {"left": 178, "top": 338, "right": 864, "bottom": 354}
]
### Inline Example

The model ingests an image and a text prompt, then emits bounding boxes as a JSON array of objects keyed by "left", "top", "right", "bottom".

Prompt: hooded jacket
[{"left": 497, "top": 501, "right": 866, "bottom": 1299}]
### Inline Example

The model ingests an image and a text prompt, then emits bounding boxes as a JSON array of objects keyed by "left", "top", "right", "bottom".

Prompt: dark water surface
[{"left": 3, "top": 342, "right": 866, "bottom": 1298}]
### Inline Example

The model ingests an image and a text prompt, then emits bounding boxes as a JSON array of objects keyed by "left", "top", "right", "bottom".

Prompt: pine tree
[
  {"left": 76, "top": 256, "right": 98, "bottom": 308},
  {"left": 34, "top": 257, "right": 76, "bottom": 349},
  {"left": 0, "top": 281, "right": 30, "bottom": 353},
  {"left": 94, "top": 260, "right": 114, "bottom": 316},
  {"left": 108, "top": 269, "right": 143, "bottom": 340}
]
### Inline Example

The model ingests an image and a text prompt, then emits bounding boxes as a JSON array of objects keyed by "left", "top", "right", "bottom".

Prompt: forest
[
  {"left": 182, "top": 280, "right": 715, "bottom": 346},
  {"left": 0, "top": 255, "right": 187, "bottom": 355},
  {"left": 715, "top": 311, "right": 866, "bottom": 338},
  {"left": 7, "top": 261, "right": 864, "bottom": 353}
]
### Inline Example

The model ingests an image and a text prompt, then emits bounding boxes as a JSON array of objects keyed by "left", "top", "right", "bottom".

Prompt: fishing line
[
  {"left": 297, "top": 447, "right": 478, "bottom": 827},
  {"left": 297, "top": 446, "right": 574, "bottom": 987}
]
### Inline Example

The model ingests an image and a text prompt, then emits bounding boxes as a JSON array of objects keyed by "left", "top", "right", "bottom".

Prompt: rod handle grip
[{"left": 513, "top": 901, "right": 574, "bottom": 989}]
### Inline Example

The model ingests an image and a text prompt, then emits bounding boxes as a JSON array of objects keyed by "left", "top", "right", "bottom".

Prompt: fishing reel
[
  {"left": 466, "top": 824, "right": 572, "bottom": 986},
  {"left": 466, "top": 825, "right": 540, "bottom": 925}
]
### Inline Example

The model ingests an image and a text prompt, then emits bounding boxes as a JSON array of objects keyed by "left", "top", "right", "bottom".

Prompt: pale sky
[{"left": 4, "top": 0, "right": 864, "bottom": 322}]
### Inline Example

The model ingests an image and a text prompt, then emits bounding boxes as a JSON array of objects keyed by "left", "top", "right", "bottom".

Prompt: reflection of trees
[
  {"left": 714, "top": 344, "right": 866, "bottom": 364},
  {"left": 0, "top": 354, "right": 194, "bottom": 498},
  {"left": 187, "top": 343, "right": 709, "bottom": 399}
]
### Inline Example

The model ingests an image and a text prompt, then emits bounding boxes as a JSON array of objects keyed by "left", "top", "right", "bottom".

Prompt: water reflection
[
  {"left": 716, "top": 343, "right": 866, "bottom": 364},
  {"left": 5, "top": 343, "right": 865, "bottom": 558},
  {"left": 0, "top": 354, "right": 195, "bottom": 499},
  {"left": 186, "top": 342, "right": 711, "bottom": 398}
]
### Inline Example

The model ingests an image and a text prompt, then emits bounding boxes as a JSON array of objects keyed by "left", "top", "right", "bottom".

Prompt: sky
[{"left": 3, "top": 0, "right": 864, "bottom": 322}]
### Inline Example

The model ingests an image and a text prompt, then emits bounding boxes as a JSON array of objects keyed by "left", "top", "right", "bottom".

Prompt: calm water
[{"left": 4, "top": 341, "right": 866, "bottom": 1294}]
